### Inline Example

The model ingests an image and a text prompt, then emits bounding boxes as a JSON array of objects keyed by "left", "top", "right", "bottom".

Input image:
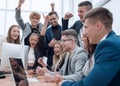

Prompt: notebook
[{"left": 9, "top": 57, "right": 29, "bottom": 86}]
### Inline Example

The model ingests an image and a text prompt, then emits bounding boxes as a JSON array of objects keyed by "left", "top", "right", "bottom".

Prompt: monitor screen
[{"left": 0, "top": 43, "right": 29, "bottom": 71}]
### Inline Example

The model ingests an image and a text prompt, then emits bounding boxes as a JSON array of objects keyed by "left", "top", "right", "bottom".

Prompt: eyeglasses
[{"left": 60, "top": 39, "right": 72, "bottom": 43}]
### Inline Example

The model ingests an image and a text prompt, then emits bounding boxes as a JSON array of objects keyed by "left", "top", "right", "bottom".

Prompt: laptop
[
  {"left": 9, "top": 57, "right": 39, "bottom": 86},
  {"left": 9, "top": 57, "right": 29, "bottom": 86}
]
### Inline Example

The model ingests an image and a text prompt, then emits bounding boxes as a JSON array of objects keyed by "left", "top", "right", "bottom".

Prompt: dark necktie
[{"left": 65, "top": 57, "right": 70, "bottom": 75}]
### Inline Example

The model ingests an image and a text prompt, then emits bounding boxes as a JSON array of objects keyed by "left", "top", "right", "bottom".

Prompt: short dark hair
[
  {"left": 78, "top": 1, "right": 92, "bottom": 11},
  {"left": 62, "top": 29, "right": 78, "bottom": 44},
  {"left": 48, "top": 11, "right": 58, "bottom": 17},
  {"left": 84, "top": 7, "right": 113, "bottom": 29}
]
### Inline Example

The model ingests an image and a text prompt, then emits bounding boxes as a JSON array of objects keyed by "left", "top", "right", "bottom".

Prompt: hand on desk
[
  {"left": 36, "top": 66, "right": 48, "bottom": 75},
  {"left": 55, "top": 72, "right": 64, "bottom": 86},
  {"left": 27, "top": 69, "right": 35, "bottom": 75},
  {"left": 44, "top": 73, "right": 56, "bottom": 82},
  {"left": 43, "top": 72, "right": 63, "bottom": 83}
]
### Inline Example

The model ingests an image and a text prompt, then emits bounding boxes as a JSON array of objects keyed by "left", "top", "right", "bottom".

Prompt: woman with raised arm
[{"left": 27, "top": 15, "right": 49, "bottom": 75}]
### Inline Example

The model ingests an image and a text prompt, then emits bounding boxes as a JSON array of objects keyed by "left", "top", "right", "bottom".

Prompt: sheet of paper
[{"left": 28, "top": 77, "right": 39, "bottom": 82}]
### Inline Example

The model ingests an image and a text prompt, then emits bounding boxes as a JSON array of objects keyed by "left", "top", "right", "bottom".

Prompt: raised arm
[
  {"left": 17, "top": 0, "right": 24, "bottom": 10},
  {"left": 50, "top": 3, "right": 55, "bottom": 12},
  {"left": 15, "top": 0, "right": 26, "bottom": 30},
  {"left": 40, "top": 15, "right": 49, "bottom": 36},
  {"left": 36, "top": 15, "right": 49, "bottom": 58},
  {"left": 62, "top": 12, "right": 73, "bottom": 31}
]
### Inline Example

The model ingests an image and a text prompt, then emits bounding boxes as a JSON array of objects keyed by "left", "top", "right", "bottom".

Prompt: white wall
[
  {"left": 1, "top": 0, "right": 120, "bottom": 36},
  {"left": 95, "top": 0, "right": 120, "bottom": 35},
  {"left": 0, "top": 0, "right": 63, "bottom": 36},
  {"left": 103, "top": 0, "right": 120, "bottom": 35}
]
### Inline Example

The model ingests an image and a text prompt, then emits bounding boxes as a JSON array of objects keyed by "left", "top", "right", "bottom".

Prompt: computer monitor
[{"left": 0, "top": 43, "right": 29, "bottom": 71}]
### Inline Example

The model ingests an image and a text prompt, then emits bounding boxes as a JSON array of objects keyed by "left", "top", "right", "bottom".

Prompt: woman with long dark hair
[
  {"left": 0, "top": 24, "right": 20, "bottom": 58},
  {"left": 81, "top": 32, "right": 97, "bottom": 77}
]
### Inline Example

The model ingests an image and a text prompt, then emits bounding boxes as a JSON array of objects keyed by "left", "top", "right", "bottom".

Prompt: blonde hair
[
  {"left": 52, "top": 41, "right": 65, "bottom": 71},
  {"left": 29, "top": 11, "right": 41, "bottom": 20}
]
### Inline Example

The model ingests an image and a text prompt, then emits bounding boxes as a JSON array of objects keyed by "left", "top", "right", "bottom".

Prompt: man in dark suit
[
  {"left": 62, "top": 1, "right": 92, "bottom": 47},
  {"left": 45, "top": 11, "right": 62, "bottom": 67},
  {"left": 56, "top": 7, "right": 120, "bottom": 86}
]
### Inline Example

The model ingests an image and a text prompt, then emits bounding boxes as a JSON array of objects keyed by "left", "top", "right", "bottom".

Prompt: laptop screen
[{"left": 9, "top": 57, "right": 29, "bottom": 86}]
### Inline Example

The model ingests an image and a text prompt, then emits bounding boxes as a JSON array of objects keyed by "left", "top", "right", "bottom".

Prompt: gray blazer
[
  {"left": 59, "top": 46, "right": 88, "bottom": 81},
  {"left": 15, "top": 8, "right": 42, "bottom": 41}
]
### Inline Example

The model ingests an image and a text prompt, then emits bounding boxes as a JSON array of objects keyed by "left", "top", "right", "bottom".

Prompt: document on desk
[{"left": 28, "top": 77, "right": 39, "bottom": 82}]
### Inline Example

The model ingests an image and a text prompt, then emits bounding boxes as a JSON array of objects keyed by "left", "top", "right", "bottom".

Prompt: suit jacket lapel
[
  {"left": 94, "top": 31, "right": 115, "bottom": 60},
  {"left": 67, "top": 46, "right": 79, "bottom": 74}
]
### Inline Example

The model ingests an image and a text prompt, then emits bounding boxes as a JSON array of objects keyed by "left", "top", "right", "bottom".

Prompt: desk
[{"left": 0, "top": 75, "right": 57, "bottom": 86}]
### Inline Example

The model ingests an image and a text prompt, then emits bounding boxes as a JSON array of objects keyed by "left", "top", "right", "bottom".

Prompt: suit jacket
[
  {"left": 62, "top": 18, "right": 83, "bottom": 34},
  {"left": 59, "top": 46, "right": 88, "bottom": 81},
  {"left": 45, "top": 25, "right": 62, "bottom": 66},
  {"left": 62, "top": 31, "right": 120, "bottom": 86}
]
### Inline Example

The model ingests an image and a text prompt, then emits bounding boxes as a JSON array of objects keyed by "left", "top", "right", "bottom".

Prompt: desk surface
[{"left": 0, "top": 75, "right": 57, "bottom": 86}]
